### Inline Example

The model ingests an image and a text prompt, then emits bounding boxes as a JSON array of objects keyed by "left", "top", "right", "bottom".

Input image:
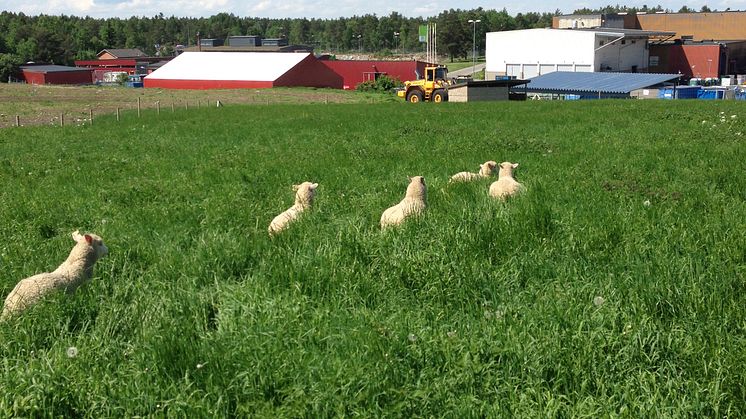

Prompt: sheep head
[
  {"left": 498, "top": 162, "right": 519, "bottom": 177},
  {"left": 72, "top": 230, "right": 109, "bottom": 260},
  {"left": 405, "top": 176, "right": 427, "bottom": 200},
  {"left": 480, "top": 161, "right": 498, "bottom": 176},
  {"left": 293, "top": 182, "right": 318, "bottom": 207}
]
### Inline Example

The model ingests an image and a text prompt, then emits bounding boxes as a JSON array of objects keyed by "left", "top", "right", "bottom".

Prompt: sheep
[
  {"left": 380, "top": 176, "right": 427, "bottom": 228},
  {"left": 268, "top": 181, "right": 319, "bottom": 236},
  {"left": 449, "top": 160, "right": 498, "bottom": 183},
  {"left": 1, "top": 230, "right": 109, "bottom": 320},
  {"left": 489, "top": 161, "right": 524, "bottom": 200}
]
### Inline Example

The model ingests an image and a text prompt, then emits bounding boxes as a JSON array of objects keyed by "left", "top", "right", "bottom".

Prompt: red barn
[
  {"left": 319, "top": 60, "right": 434, "bottom": 90},
  {"left": 20, "top": 65, "right": 93, "bottom": 85},
  {"left": 143, "top": 51, "right": 343, "bottom": 89}
]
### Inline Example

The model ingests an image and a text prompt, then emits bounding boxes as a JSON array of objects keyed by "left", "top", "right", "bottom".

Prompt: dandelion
[
  {"left": 407, "top": 333, "right": 417, "bottom": 342},
  {"left": 66, "top": 346, "right": 78, "bottom": 358},
  {"left": 643, "top": 199, "right": 651, "bottom": 207},
  {"left": 593, "top": 296, "right": 605, "bottom": 306}
]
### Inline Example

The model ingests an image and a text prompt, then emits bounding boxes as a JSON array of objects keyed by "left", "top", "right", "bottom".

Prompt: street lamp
[
  {"left": 468, "top": 19, "right": 481, "bottom": 78},
  {"left": 394, "top": 32, "right": 400, "bottom": 53},
  {"left": 354, "top": 34, "right": 362, "bottom": 52}
]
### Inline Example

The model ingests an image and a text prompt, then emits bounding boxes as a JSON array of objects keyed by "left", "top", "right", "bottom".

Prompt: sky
[{"left": 0, "top": 0, "right": 745, "bottom": 20}]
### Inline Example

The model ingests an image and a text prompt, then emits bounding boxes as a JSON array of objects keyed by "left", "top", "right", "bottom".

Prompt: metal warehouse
[
  {"left": 485, "top": 28, "right": 674, "bottom": 80},
  {"left": 142, "top": 52, "right": 343, "bottom": 90}
]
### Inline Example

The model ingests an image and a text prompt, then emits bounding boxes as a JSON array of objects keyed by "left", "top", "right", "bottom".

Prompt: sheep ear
[
  {"left": 292, "top": 184, "right": 301, "bottom": 191},
  {"left": 84, "top": 234, "right": 93, "bottom": 244},
  {"left": 420, "top": 177, "right": 425, "bottom": 184},
  {"left": 72, "top": 230, "right": 83, "bottom": 242},
  {"left": 512, "top": 163, "right": 519, "bottom": 169},
  {"left": 479, "top": 164, "right": 484, "bottom": 169},
  {"left": 310, "top": 183, "right": 318, "bottom": 189}
]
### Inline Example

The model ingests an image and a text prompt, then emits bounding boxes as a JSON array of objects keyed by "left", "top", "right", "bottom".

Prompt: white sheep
[
  {"left": 268, "top": 181, "right": 318, "bottom": 236},
  {"left": 380, "top": 176, "right": 427, "bottom": 228},
  {"left": 1, "top": 230, "right": 109, "bottom": 320},
  {"left": 449, "top": 160, "right": 498, "bottom": 183},
  {"left": 489, "top": 162, "right": 524, "bottom": 200}
]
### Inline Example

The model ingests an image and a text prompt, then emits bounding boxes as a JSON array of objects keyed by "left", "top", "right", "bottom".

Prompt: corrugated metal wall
[
  {"left": 320, "top": 61, "right": 431, "bottom": 90},
  {"left": 635, "top": 12, "right": 746, "bottom": 41}
]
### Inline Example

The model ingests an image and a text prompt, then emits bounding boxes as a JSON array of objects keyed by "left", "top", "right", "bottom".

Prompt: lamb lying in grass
[
  {"left": 268, "top": 181, "right": 318, "bottom": 236},
  {"left": 449, "top": 160, "right": 497, "bottom": 183},
  {"left": 1, "top": 230, "right": 109, "bottom": 320},
  {"left": 380, "top": 176, "right": 427, "bottom": 228},
  {"left": 489, "top": 162, "right": 523, "bottom": 200}
]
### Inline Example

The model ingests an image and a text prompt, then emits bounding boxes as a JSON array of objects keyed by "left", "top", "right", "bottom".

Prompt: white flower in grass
[
  {"left": 737, "top": 132, "right": 743, "bottom": 136},
  {"left": 720, "top": 111, "right": 725, "bottom": 115},
  {"left": 643, "top": 199, "right": 651, "bottom": 207},
  {"left": 66, "top": 346, "right": 78, "bottom": 358},
  {"left": 196, "top": 362, "right": 206, "bottom": 369},
  {"left": 407, "top": 333, "right": 417, "bottom": 342},
  {"left": 731, "top": 115, "right": 737, "bottom": 119},
  {"left": 447, "top": 330, "right": 457, "bottom": 339},
  {"left": 701, "top": 120, "right": 707, "bottom": 124},
  {"left": 593, "top": 296, "right": 605, "bottom": 306}
]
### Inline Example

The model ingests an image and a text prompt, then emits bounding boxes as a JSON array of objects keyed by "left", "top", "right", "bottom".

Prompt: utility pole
[{"left": 468, "top": 19, "right": 481, "bottom": 77}]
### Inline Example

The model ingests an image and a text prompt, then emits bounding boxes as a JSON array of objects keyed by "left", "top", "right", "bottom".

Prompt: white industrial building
[{"left": 485, "top": 28, "right": 673, "bottom": 80}]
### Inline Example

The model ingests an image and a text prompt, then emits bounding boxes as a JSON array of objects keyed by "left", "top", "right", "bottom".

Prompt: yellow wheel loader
[{"left": 397, "top": 65, "right": 450, "bottom": 103}]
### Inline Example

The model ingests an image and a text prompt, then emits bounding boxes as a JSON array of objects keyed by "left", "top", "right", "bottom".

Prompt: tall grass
[{"left": 0, "top": 100, "right": 745, "bottom": 416}]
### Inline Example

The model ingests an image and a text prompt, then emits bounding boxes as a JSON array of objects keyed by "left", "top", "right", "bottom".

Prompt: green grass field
[{"left": 1, "top": 99, "right": 745, "bottom": 416}]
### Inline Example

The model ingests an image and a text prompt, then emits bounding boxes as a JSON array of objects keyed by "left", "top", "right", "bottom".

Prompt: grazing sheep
[
  {"left": 449, "top": 160, "right": 498, "bottom": 183},
  {"left": 380, "top": 176, "right": 428, "bottom": 228},
  {"left": 268, "top": 182, "right": 318, "bottom": 236},
  {"left": 1, "top": 230, "right": 109, "bottom": 320},
  {"left": 489, "top": 161, "right": 524, "bottom": 200}
]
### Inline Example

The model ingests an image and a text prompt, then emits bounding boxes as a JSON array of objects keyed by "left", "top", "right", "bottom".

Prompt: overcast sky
[{"left": 1, "top": 1, "right": 745, "bottom": 19}]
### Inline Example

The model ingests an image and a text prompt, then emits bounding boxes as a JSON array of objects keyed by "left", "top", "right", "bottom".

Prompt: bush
[{"left": 355, "top": 75, "right": 403, "bottom": 93}]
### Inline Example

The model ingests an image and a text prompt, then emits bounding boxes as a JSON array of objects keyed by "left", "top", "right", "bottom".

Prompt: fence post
[
  {"left": 185, "top": 102, "right": 189, "bottom": 110},
  {"left": 60, "top": 113, "right": 64, "bottom": 127},
  {"left": 15, "top": 115, "right": 20, "bottom": 127},
  {"left": 116, "top": 107, "right": 120, "bottom": 122},
  {"left": 156, "top": 101, "right": 161, "bottom": 115},
  {"left": 137, "top": 97, "right": 141, "bottom": 117},
  {"left": 171, "top": 103, "right": 175, "bottom": 113},
  {"left": 89, "top": 109, "right": 93, "bottom": 125}
]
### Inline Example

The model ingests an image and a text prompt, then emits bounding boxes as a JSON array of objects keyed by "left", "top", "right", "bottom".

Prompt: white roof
[{"left": 144, "top": 51, "right": 310, "bottom": 81}]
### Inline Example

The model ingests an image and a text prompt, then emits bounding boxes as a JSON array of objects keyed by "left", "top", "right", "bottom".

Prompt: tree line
[{"left": 0, "top": 5, "right": 717, "bottom": 81}]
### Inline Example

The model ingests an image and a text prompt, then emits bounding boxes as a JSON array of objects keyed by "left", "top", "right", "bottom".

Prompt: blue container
[
  {"left": 736, "top": 89, "right": 746, "bottom": 101},
  {"left": 658, "top": 86, "right": 700, "bottom": 99},
  {"left": 697, "top": 88, "right": 725, "bottom": 99}
]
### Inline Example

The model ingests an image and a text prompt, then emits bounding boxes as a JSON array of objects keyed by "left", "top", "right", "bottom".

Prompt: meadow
[{"left": 0, "top": 98, "right": 744, "bottom": 417}]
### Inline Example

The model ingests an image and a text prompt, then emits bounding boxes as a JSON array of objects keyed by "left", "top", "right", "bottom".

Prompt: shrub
[{"left": 355, "top": 75, "right": 403, "bottom": 92}]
